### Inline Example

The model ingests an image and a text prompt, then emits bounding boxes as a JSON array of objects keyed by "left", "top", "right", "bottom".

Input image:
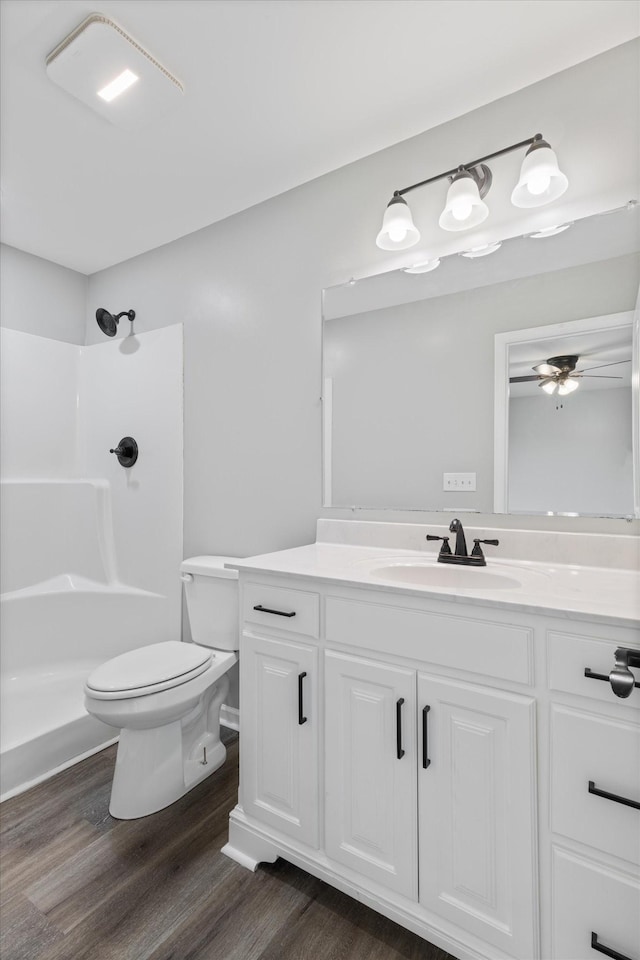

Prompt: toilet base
[{"left": 109, "top": 676, "right": 229, "bottom": 820}]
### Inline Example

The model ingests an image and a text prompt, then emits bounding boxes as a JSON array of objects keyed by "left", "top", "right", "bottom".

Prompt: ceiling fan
[{"left": 509, "top": 354, "right": 629, "bottom": 396}]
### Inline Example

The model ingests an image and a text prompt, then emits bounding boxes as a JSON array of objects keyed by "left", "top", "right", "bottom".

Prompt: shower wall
[{"left": 0, "top": 324, "right": 183, "bottom": 797}]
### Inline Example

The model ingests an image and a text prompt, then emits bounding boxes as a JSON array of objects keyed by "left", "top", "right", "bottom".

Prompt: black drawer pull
[
  {"left": 584, "top": 668, "right": 640, "bottom": 690},
  {"left": 253, "top": 604, "right": 296, "bottom": 618},
  {"left": 591, "top": 931, "right": 636, "bottom": 960},
  {"left": 422, "top": 705, "right": 431, "bottom": 769},
  {"left": 396, "top": 698, "right": 405, "bottom": 759},
  {"left": 298, "top": 672, "right": 307, "bottom": 725},
  {"left": 588, "top": 780, "right": 640, "bottom": 810}
]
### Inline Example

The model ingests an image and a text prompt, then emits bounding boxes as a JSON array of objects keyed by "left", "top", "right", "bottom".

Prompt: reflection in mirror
[
  {"left": 494, "top": 312, "right": 634, "bottom": 517},
  {"left": 322, "top": 204, "right": 640, "bottom": 517}
]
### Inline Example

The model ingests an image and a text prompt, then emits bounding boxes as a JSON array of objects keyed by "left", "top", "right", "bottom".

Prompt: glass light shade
[
  {"left": 541, "top": 380, "right": 557, "bottom": 395},
  {"left": 511, "top": 144, "right": 569, "bottom": 208},
  {"left": 439, "top": 173, "right": 489, "bottom": 232},
  {"left": 376, "top": 197, "right": 420, "bottom": 250},
  {"left": 403, "top": 258, "right": 441, "bottom": 274},
  {"left": 557, "top": 378, "right": 579, "bottom": 396}
]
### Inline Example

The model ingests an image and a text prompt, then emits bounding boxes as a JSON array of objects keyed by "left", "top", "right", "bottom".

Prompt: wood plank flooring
[{"left": 1, "top": 731, "right": 454, "bottom": 960}]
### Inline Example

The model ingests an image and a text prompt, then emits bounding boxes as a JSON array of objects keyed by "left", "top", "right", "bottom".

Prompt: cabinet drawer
[
  {"left": 551, "top": 706, "right": 640, "bottom": 865},
  {"left": 552, "top": 846, "right": 640, "bottom": 960},
  {"left": 242, "top": 582, "right": 319, "bottom": 638},
  {"left": 326, "top": 596, "right": 532, "bottom": 684},
  {"left": 548, "top": 631, "right": 640, "bottom": 709}
]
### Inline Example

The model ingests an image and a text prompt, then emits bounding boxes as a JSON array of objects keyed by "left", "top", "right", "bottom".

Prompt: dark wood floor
[{"left": 1, "top": 731, "right": 453, "bottom": 960}]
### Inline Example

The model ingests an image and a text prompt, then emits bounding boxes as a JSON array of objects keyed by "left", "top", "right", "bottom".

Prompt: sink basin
[{"left": 370, "top": 562, "right": 523, "bottom": 590}]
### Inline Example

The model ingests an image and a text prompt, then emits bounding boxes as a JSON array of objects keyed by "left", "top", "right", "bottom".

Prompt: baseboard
[{"left": 220, "top": 704, "right": 240, "bottom": 732}]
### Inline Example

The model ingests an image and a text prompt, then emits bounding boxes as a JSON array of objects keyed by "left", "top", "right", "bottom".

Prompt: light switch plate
[{"left": 443, "top": 472, "right": 476, "bottom": 491}]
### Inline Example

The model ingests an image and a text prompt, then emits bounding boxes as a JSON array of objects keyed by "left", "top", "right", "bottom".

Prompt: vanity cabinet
[
  {"left": 240, "top": 632, "right": 319, "bottom": 848},
  {"left": 418, "top": 675, "right": 537, "bottom": 958},
  {"left": 226, "top": 571, "right": 640, "bottom": 960},
  {"left": 547, "top": 628, "right": 640, "bottom": 960},
  {"left": 324, "top": 650, "right": 418, "bottom": 899}
]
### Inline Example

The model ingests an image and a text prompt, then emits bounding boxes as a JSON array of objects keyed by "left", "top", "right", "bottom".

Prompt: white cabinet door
[
  {"left": 325, "top": 650, "right": 418, "bottom": 900},
  {"left": 241, "top": 633, "right": 319, "bottom": 847},
  {"left": 418, "top": 674, "right": 537, "bottom": 958}
]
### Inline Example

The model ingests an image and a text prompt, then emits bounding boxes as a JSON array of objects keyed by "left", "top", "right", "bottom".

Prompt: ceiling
[{"left": 1, "top": 0, "right": 639, "bottom": 276}]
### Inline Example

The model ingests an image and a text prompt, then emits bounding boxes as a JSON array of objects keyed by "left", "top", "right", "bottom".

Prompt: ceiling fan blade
[
  {"left": 576, "top": 359, "right": 631, "bottom": 373},
  {"left": 538, "top": 377, "right": 556, "bottom": 387},
  {"left": 574, "top": 375, "right": 623, "bottom": 380},
  {"left": 509, "top": 375, "right": 541, "bottom": 383},
  {"left": 533, "top": 362, "right": 561, "bottom": 375}
]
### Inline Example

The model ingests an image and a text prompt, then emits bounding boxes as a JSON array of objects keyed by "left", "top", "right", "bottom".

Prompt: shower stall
[{"left": 0, "top": 324, "right": 183, "bottom": 799}]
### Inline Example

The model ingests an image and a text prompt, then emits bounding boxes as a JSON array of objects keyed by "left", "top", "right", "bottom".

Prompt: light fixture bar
[{"left": 394, "top": 134, "right": 544, "bottom": 198}]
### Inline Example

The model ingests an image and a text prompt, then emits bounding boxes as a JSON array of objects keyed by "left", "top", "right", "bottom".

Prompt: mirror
[{"left": 322, "top": 204, "right": 640, "bottom": 517}]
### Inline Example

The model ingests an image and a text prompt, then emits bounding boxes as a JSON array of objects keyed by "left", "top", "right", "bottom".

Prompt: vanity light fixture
[
  {"left": 461, "top": 242, "right": 502, "bottom": 258},
  {"left": 403, "top": 258, "right": 441, "bottom": 274},
  {"left": 376, "top": 133, "right": 568, "bottom": 250}
]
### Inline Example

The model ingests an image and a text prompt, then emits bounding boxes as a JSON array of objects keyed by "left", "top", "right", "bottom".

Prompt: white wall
[
  {"left": 0, "top": 326, "right": 183, "bottom": 635},
  {"left": 508, "top": 387, "right": 633, "bottom": 516},
  {"left": 86, "top": 41, "right": 640, "bottom": 554},
  {"left": 79, "top": 326, "right": 184, "bottom": 602},
  {"left": 0, "top": 328, "right": 80, "bottom": 477},
  {"left": 0, "top": 244, "right": 87, "bottom": 344}
]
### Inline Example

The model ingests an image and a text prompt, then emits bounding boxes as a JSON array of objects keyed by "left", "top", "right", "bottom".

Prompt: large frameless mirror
[{"left": 322, "top": 203, "right": 640, "bottom": 517}]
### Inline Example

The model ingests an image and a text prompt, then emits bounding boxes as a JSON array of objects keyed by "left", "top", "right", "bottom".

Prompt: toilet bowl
[{"left": 84, "top": 556, "right": 240, "bottom": 819}]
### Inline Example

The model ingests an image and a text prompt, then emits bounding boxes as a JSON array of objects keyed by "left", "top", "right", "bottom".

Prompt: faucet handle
[
  {"left": 471, "top": 538, "right": 499, "bottom": 559},
  {"left": 426, "top": 534, "right": 452, "bottom": 556}
]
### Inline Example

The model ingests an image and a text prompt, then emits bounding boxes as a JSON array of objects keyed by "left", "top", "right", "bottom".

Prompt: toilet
[{"left": 84, "top": 557, "right": 240, "bottom": 819}]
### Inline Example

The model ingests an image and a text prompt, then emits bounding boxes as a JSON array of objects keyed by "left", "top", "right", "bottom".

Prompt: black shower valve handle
[{"left": 109, "top": 436, "right": 139, "bottom": 468}]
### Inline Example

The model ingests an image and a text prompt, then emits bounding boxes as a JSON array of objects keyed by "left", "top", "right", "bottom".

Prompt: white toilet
[{"left": 84, "top": 556, "right": 240, "bottom": 820}]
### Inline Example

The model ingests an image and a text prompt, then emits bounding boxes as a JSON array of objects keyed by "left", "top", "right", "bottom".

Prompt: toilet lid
[{"left": 86, "top": 641, "right": 212, "bottom": 693}]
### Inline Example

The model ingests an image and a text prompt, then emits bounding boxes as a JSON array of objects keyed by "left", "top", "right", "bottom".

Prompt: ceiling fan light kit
[
  {"left": 510, "top": 353, "right": 630, "bottom": 398},
  {"left": 376, "top": 133, "right": 569, "bottom": 252}
]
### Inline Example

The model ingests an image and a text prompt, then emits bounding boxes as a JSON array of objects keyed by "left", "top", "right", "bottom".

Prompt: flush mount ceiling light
[
  {"left": 403, "top": 258, "right": 441, "bottom": 274},
  {"left": 376, "top": 133, "right": 568, "bottom": 251},
  {"left": 526, "top": 222, "right": 573, "bottom": 239},
  {"left": 461, "top": 241, "right": 502, "bottom": 258},
  {"left": 45, "top": 14, "right": 184, "bottom": 129}
]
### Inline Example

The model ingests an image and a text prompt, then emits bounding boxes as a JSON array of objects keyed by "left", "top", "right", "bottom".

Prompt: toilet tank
[{"left": 180, "top": 556, "right": 240, "bottom": 651}]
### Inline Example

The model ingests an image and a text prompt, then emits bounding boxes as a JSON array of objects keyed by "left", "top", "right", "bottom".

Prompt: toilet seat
[{"left": 86, "top": 641, "right": 213, "bottom": 700}]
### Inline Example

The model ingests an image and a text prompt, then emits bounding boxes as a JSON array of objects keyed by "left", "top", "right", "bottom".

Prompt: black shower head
[{"left": 96, "top": 308, "right": 136, "bottom": 337}]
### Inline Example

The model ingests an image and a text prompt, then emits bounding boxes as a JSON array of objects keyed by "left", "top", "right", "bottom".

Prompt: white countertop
[{"left": 230, "top": 541, "right": 640, "bottom": 629}]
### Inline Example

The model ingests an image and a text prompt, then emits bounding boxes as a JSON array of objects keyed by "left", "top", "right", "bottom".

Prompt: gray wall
[
  {"left": 85, "top": 41, "right": 640, "bottom": 555},
  {"left": 326, "top": 254, "right": 638, "bottom": 512},
  {"left": 0, "top": 244, "right": 87, "bottom": 345},
  {"left": 509, "top": 387, "right": 633, "bottom": 515}
]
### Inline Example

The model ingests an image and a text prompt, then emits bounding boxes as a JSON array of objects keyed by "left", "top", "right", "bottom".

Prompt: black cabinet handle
[
  {"left": 396, "top": 698, "right": 405, "bottom": 759},
  {"left": 253, "top": 604, "right": 296, "bottom": 618},
  {"left": 298, "top": 672, "right": 307, "bottom": 725},
  {"left": 422, "top": 705, "right": 431, "bottom": 769},
  {"left": 584, "top": 668, "right": 639, "bottom": 690},
  {"left": 588, "top": 780, "right": 640, "bottom": 810},
  {"left": 591, "top": 931, "right": 636, "bottom": 960}
]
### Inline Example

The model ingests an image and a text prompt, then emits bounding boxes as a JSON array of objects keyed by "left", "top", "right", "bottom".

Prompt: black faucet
[
  {"left": 449, "top": 518, "right": 468, "bottom": 558},
  {"left": 426, "top": 518, "right": 499, "bottom": 567}
]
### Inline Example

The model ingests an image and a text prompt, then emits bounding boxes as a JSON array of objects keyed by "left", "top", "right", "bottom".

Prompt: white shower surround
[{"left": 0, "top": 325, "right": 183, "bottom": 799}]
